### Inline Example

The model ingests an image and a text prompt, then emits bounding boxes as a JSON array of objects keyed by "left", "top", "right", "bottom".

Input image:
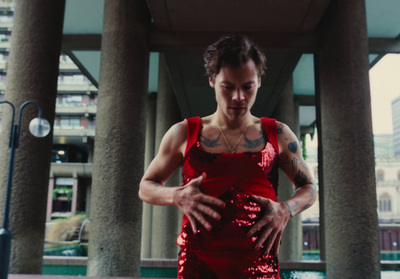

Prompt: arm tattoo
[
  {"left": 277, "top": 123, "right": 284, "bottom": 134},
  {"left": 308, "top": 185, "right": 316, "bottom": 199},
  {"left": 291, "top": 157, "right": 299, "bottom": 173},
  {"left": 285, "top": 201, "right": 293, "bottom": 218},
  {"left": 301, "top": 204, "right": 312, "bottom": 212},
  {"left": 294, "top": 170, "right": 308, "bottom": 188},
  {"left": 288, "top": 141, "right": 298, "bottom": 154},
  {"left": 174, "top": 123, "right": 182, "bottom": 130},
  {"left": 200, "top": 133, "right": 221, "bottom": 148},
  {"left": 292, "top": 201, "right": 299, "bottom": 213},
  {"left": 243, "top": 134, "right": 265, "bottom": 149}
]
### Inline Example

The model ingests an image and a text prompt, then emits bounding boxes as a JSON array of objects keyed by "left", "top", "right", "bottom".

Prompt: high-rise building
[
  {"left": 392, "top": 96, "right": 400, "bottom": 155},
  {"left": 0, "top": 1, "right": 97, "bottom": 221}
]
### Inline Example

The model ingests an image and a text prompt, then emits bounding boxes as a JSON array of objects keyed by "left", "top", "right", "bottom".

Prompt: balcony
[
  {"left": 0, "top": 0, "right": 13, "bottom": 10},
  {"left": 57, "top": 83, "right": 97, "bottom": 94},
  {"left": 59, "top": 61, "right": 80, "bottom": 73},
  {"left": 53, "top": 126, "right": 95, "bottom": 138},
  {"left": 0, "top": 60, "right": 6, "bottom": 71},
  {"left": 0, "top": 21, "right": 12, "bottom": 30},
  {"left": 0, "top": 39, "right": 10, "bottom": 50},
  {"left": 55, "top": 105, "right": 97, "bottom": 115},
  {"left": 50, "top": 163, "right": 93, "bottom": 178}
]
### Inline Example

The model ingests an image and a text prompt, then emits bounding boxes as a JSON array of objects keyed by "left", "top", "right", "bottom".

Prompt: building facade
[
  {"left": 392, "top": 96, "right": 400, "bottom": 156},
  {"left": 0, "top": 2, "right": 96, "bottom": 222},
  {"left": 302, "top": 134, "right": 400, "bottom": 251}
]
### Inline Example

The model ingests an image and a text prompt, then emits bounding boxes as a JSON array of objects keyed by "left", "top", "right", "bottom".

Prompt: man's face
[{"left": 209, "top": 59, "right": 261, "bottom": 120}]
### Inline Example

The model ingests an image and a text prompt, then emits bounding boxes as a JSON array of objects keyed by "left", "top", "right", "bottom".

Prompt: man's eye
[
  {"left": 244, "top": 86, "right": 253, "bottom": 90},
  {"left": 223, "top": 86, "right": 233, "bottom": 90}
]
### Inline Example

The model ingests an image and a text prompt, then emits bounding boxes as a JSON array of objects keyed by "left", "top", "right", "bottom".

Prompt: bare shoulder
[
  {"left": 201, "top": 115, "right": 213, "bottom": 125},
  {"left": 275, "top": 121, "right": 300, "bottom": 155},
  {"left": 276, "top": 121, "right": 295, "bottom": 138},
  {"left": 159, "top": 120, "right": 188, "bottom": 156}
]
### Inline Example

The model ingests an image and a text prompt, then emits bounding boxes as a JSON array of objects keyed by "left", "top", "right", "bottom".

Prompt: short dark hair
[{"left": 204, "top": 35, "right": 267, "bottom": 78}]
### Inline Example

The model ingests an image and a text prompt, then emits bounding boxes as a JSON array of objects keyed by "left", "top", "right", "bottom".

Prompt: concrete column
[
  {"left": 87, "top": 0, "right": 150, "bottom": 277},
  {"left": 70, "top": 177, "right": 78, "bottom": 214},
  {"left": 86, "top": 137, "right": 95, "bottom": 163},
  {"left": 46, "top": 178, "right": 55, "bottom": 222},
  {"left": 85, "top": 184, "right": 91, "bottom": 218},
  {"left": 141, "top": 92, "right": 157, "bottom": 259},
  {"left": 318, "top": 0, "right": 380, "bottom": 277},
  {"left": 0, "top": 0, "right": 65, "bottom": 274},
  {"left": 313, "top": 55, "right": 326, "bottom": 261},
  {"left": 272, "top": 77, "right": 303, "bottom": 261},
  {"left": 151, "top": 53, "right": 182, "bottom": 258}
]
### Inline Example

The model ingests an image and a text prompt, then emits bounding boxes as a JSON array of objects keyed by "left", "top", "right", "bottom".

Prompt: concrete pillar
[
  {"left": 70, "top": 177, "right": 78, "bottom": 214},
  {"left": 85, "top": 183, "right": 91, "bottom": 218},
  {"left": 151, "top": 53, "right": 182, "bottom": 258},
  {"left": 87, "top": 0, "right": 150, "bottom": 277},
  {"left": 86, "top": 137, "right": 95, "bottom": 163},
  {"left": 141, "top": 92, "right": 157, "bottom": 258},
  {"left": 318, "top": 0, "right": 380, "bottom": 277},
  {"left": 313, "top": 55, "right": 326, "bottom": 261},
  {"left": 46, "top": 178, "right": 55, "bottom": 222},
  {"left": 0, "top": 0, "right": 65, "bottom": 274},
  {"left": 272, "top": 77, "right": 303, "bottom": 261}
]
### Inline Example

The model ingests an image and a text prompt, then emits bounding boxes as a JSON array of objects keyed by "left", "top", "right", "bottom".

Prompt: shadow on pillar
[{"left": 150, "top": 53, "right": 183, "bottom": 259}]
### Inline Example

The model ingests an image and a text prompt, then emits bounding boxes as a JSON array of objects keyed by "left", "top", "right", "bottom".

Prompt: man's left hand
[{"left": 247, "top": 195, "right": 291, "bottom": 256}]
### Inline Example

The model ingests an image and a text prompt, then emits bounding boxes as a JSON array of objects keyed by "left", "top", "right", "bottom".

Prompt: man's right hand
[{"left": 173, "top": 173, "right": 226, "bottom": 234}]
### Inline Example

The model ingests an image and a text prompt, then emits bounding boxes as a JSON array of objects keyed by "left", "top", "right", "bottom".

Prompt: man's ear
[
  {"left": 258, "top": 76, "right": 261, "bottom": 88},
  {"left": 209, "top": 76, "right": 215, "bottom": 88}
]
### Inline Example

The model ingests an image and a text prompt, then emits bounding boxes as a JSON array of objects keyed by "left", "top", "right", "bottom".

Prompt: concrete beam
[
  {"left": 369, "top": 37, "right": 400, "bottom": 54},
  {"left": 62, "top": 32, "right": 400, "bottom": 54}
]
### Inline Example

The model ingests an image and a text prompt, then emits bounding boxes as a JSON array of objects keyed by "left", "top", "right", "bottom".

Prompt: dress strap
[
  {"left": 261, "top": 117, "right": 280, "bottom": 156},
  {"left": 185, "top": 116, "right": 201, "bottom": 156}
]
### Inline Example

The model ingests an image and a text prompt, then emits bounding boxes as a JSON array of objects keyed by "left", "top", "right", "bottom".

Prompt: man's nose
[{"left": 232, "top": 88, "right": 245, "bottom": 101}]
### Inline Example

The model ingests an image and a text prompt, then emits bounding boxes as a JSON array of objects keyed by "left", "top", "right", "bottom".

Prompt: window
[
  {"left": 376, "top": 170, "right": 385, "bottom": 182},
  {"left": 397, "top": 170, "right": 400, "bottom": 181},
  {"left": 379, "top": 193, "right": 392, "bottom": 212},
  {"left": 56, "top": 95, "right": 83, "bottom": 106}
]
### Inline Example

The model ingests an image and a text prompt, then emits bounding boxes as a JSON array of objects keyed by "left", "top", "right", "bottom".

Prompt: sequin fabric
[{"left": 177, "top": 123, "right": 281, "bottom": 279}]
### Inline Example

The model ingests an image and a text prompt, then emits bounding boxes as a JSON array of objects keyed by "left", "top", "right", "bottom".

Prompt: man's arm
[
  {"left": 247, "top": 121, "right": 316, "bottom": 255},
  {"left": 139, "top": 121, "right": 186, "bottom": 205},
  {"left": 277, "top": 121, "right": 316, "bottom": 217}
]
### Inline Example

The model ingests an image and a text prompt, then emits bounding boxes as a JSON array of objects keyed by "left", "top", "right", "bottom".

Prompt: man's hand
[
  {"left": 247, "top": 195, "right": 291, "bottom": 255},
  {"left": 173, "top": 173, "right": 225, "bottom": 234}
]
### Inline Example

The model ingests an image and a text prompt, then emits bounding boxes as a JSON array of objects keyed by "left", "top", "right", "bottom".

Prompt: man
[{"left": 139, "top": 35, "right": 316, "bottom": 279}]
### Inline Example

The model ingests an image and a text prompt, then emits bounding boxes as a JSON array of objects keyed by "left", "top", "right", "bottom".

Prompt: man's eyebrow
[
  {"left": 220, "top": 81, "right": 256, "bottom": 85},
  {"left": 220, "top": 80, "right": 234, "bottom": 85}
]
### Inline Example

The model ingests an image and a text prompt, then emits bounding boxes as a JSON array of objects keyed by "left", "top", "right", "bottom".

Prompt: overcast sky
[
  {"left": 370, "top": 53, "right": 400, "bottom": 135},
  {"left": 306, "top": 53, "right": 400, "bottom": 148}
]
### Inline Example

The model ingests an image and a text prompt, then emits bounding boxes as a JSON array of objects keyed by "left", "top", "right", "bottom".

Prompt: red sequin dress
[{"left": 177, "top": 117, "right": 281, "bottom": 279}]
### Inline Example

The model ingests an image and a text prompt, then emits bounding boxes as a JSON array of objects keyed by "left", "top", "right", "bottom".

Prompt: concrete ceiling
[
  {"left": 147, "top": 0, "right": 329, "bottom": 32},
  {"left": 146, "top": 0, "right": 329, "bottom": 123},
  {"left": 62, "top": 0, "right": 400, "bottom": 134}
]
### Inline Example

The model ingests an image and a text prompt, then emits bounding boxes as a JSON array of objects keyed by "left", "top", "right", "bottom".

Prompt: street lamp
[{"left": 0, "top": 100, "right": 50, "bottom": 279}]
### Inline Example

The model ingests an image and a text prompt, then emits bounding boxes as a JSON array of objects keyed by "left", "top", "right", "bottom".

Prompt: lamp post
[{"left": 0, "top": 100, "right": 50, "bottom": 279}]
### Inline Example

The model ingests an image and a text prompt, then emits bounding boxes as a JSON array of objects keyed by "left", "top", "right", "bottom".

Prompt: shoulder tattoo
[
  {"left": 243, "top": 134, "right": 265, "bottom": 149},
  {"left": 200, "top": 133, "right": 221, "bottom": 148}
]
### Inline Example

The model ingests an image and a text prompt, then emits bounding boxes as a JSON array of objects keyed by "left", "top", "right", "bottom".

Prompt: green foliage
[
  {"left": 52, "top": 187, "right": 73, "bottom": 200},
  {"left": 301, "top": 134, "right": 307, "bottom": 160}
]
